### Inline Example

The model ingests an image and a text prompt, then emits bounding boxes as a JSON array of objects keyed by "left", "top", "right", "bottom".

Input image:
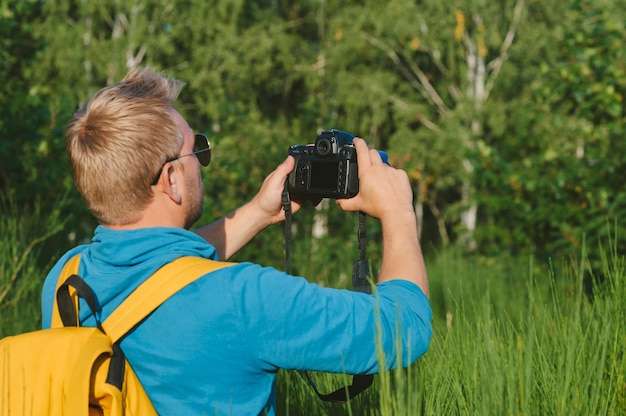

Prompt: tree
[
  {"left": 479, "top": 0, "right": 626, "bottom": 258},
  {"left": 310, "top": 0, "right": 526, "bottom": 250},
  {"left": 1, "top": 0, "right": 50, "bottom": 200}
]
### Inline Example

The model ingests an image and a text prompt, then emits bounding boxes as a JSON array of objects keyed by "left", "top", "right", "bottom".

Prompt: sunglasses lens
[{"left": 194, "top": 134, "right": 211, "bottom": 166}]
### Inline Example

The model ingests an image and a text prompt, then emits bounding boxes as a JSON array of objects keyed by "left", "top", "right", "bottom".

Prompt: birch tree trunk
[{"left": 362, "top": 0, "right": 524, "bottom": 248}]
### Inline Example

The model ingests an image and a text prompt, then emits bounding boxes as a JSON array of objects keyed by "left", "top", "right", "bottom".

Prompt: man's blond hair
[{"left": 66, "top": 67, "right": 185, "bottom": 225}]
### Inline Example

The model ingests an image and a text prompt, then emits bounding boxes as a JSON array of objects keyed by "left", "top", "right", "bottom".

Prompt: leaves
[{"left": 2, "top": 0, "right": 626, "bottom": 261}]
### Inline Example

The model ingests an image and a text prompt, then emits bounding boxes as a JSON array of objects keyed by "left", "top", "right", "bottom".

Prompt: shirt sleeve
[{"left": 235, "top": 264, "right": 432, "bottom": 375}]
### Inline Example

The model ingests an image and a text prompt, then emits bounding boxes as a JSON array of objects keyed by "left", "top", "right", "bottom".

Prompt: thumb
[
  {"left": 278, "top": 155, "right": 296, "bottom": 177},
  {"left": 262, "top": 155, "right": 295, "bottom": 190}
]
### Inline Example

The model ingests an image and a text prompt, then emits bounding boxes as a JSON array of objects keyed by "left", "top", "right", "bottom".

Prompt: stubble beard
[{"left": 183, "top": 171, "right": 204, "bottom": 230}]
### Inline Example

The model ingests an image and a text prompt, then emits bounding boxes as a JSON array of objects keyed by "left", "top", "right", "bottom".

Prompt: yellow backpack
[{"left": 0, "top": 255, "right": 232, "bottom": 416}]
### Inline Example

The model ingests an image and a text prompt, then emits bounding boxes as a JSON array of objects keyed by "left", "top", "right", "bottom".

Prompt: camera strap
[
  {"left": 281, "top": 183, "right": 374, "bottom": 402},
  {"left": 281, "top": 183, "right": 293, "bottom": 274}
]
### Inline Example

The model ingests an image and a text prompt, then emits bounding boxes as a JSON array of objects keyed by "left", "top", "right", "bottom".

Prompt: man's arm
[
  {"left": 336, "top": 139, "right": 429, "bottom": 297},
  {"left": 194, "top": 156, "right": 301, "bottom": 260}
]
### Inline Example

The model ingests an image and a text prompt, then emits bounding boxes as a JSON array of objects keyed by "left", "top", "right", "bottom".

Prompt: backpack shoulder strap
[
  {"left": 50, "top": 254, "right": 82, "bottom": 328},
  {"left": 102, "top": 256, "right": 234, "bottom": 343}
]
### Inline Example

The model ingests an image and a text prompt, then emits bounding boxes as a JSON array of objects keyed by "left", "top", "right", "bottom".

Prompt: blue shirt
[{"left": 41, "top": 226, "right": 432, "bottom": 415}]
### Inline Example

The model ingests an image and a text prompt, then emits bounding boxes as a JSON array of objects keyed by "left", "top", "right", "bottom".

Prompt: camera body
[{"left": 287, "top": 129, "right": 359, "bottom": 199}]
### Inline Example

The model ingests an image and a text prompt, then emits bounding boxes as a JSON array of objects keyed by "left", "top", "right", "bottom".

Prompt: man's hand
[
  {"left": 249, "top": 156, "right": 302, "bottom": 227},
  {"left": 336, "top": 138, "right": 414, "bottom": 221},
  {"left": 195, "top": 156, "right": 301, "bottom": 260},
  {"left": 336, "top": 138, "right": 428, "bottom": 296}
]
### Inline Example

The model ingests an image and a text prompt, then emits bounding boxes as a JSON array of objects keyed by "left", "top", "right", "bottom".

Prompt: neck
[{"left": 104, "top": 198, "right": 185, "bottom": 230}]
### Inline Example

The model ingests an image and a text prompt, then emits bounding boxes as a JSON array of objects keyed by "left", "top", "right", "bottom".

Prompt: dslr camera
[{"left": 287, "top": 129, "right": 359, "bottom": 200}]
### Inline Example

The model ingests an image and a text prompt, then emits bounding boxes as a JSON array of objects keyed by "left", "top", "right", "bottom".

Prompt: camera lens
[{"left": 316, "top": 138, "right": 332, "bottom": 156}]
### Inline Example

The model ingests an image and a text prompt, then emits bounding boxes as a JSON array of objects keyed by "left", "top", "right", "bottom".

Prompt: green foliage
[
  {"left": 275, "top": 233, "right": 626, "bottom": 414},
  {"left": 3, "top": 0, "right": 626, "bottom": 285},
  {"left": 0, "top": 196, "right": 64, "bottom": 337},
  {"left": 474, "top": 0, "right": 626, "bottom": 258},
  {"left": 0, "top": 0, "right": 94, "bottom": 256},
  {"left": 1, "top": 0, "right": 51, "bottom": 198},
  {"left": 3, "top": 1, "right": 626, "bottom": 412},
  {"left": 2, "top": 203, "right": 625, "bottom": 413},
  {"left": 418, "top": 239, "right": 625, "bottom": 415},
  {"left": 0, "top": 0, "right": 625, "bottom": 264}
]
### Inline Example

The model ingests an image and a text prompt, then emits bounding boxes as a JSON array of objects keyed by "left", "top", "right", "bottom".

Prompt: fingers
[
  {"left": 335, "top": 138, "right": 370, "bottom": 212},
  {"left": 353, "top": 138, "right": 372, "bottom": 169},
  {"left": 252, "top": 155, "right": 302, "bottom": 225},
  {"left": 337, "top": 139, "right": 414, "bottom": 219},
  {"left": 354, "top": 137, "right": 384, "bottom": 170}
]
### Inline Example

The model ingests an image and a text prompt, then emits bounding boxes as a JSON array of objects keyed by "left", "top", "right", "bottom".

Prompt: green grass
[
  {"left": 0, "top": 197, "right": 64, "bottom": 337},
  {"left": 2, "top": 206, "right": 625, "bottom": 415},
  {"left": 277, "top": 240, "right": 626, "bottom": 415}
]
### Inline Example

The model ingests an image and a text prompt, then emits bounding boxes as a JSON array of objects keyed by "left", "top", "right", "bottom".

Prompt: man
[{"left": 41, "top": 67, "right": 431, "bottom": 415}]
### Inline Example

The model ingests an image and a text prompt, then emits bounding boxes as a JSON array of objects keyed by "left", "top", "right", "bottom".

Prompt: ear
[{"left": 163, "top": 163, "right": 182, "bottom": 204}]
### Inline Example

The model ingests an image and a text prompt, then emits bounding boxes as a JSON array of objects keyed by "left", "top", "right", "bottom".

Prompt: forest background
[
  {"left": 3, "top": 0, "right": 626, "bottom": 268},
  {"left": 2, "top": 0, "right": 626, "bottom": 313},
  {"left": 2, "top": 0, "right": 626, "bottom": 413}
]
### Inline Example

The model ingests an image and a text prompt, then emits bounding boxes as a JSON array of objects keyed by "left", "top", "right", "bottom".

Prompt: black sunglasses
[{"left": 150, "top": 134, "right": 212, "bottom": 185}]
